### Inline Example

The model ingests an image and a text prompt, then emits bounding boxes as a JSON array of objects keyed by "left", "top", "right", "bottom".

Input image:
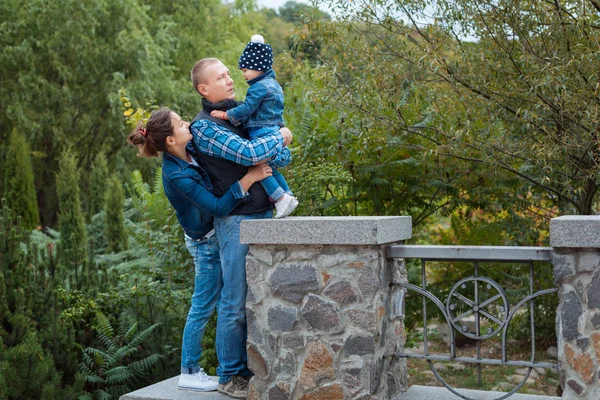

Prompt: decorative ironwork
[{"left": 387, "top": 245, "right": 559, "bottom": 400}]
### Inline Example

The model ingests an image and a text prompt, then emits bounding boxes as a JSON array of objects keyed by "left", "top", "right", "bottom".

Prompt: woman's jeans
[
  {"left": 213, "top": 210, "right": 272, "bottom": 383},
  {"left": 181, "top": 234, "right": 221, "bottom": 375}
]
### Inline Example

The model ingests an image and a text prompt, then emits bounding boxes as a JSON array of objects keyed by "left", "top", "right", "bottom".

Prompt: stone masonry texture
[
  {"left": 551, "top": 215, "right": 600, "bottom": 399},
  {"left": 245, "top": 243, "right": 407, "bottom": 399}
]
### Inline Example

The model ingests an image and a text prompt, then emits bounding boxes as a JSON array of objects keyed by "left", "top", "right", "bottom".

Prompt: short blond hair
[{"left": 191, "top": 58, "right": 221, "bottom": 95}]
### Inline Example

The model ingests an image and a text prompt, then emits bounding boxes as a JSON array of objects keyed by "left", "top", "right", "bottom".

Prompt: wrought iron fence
[{"left": 386, "top": 245, "right": 559, "bottom": 400}]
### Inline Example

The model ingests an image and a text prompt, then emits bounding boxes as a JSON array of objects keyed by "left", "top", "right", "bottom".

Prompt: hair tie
[{"left": 141, "top": 128, "right": 147, "bottom": 137}]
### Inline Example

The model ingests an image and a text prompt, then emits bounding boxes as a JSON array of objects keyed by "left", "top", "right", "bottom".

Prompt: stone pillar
[
  {"left": 240, "top": 216, "right": 411, "bottom": 400},
  {"left": 550, "top": 216, "right": 600, "bottom": 399}
]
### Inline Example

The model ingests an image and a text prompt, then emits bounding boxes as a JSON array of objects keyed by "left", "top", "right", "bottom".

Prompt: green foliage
[
  {"left": 0, "top": 0, "right": 265, "bottom": 226},
  {"left": 304, "top": 0, "right": 600, "bottom": 215},
  {"left": 105, "top": 175, "right": 128, "bottom": 253},
  {"left": 88, "top": 154, "right": 109, "bottom": 221},
  {"left": 0, "top": 201, "right": 85, "bottom": 398},
  {"left": 287, "top": 161, "right": 354, "bottom": 215},
  {"left": 198, "top": 314, "right": 218, "bottom": 376},
  {"left": 56, "top": 151, "right": 88, "bottom": 273},
  {"left": 278, "top": 1, "right": 330, "bottom": 24},
  {"left": 127, "top": 169, "right": 190, "bottom": 280},
  {"left": 0, "top": 332, "right": 85, "bottom": 400},
  {"left": 80, "top": 312, "right": 161, "bottom": 399},
  {"left": 2, "top": 130, "right": 40, "bottom": 229}
]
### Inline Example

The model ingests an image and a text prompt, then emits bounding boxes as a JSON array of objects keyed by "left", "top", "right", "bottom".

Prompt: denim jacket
[
  {"left": 161, "top": 143, "right": 248, "bottom": 240},
  {"left": 227, "top": 69, "right": 285, "bottom": 129}
]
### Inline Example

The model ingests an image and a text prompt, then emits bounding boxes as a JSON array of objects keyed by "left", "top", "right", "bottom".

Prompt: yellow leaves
[{"left": 119, "top": 88, "right": 157, "bottom": 128}]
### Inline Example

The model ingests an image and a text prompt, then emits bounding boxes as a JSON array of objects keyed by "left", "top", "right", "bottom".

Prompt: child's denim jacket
[{"left": 227, "top": 69, "right": 285, "bottom": 129}]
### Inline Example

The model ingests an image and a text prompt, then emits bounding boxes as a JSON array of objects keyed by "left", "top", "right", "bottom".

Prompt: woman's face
[{"left": 169, "top": 112, "right": 192, "bottom": 147}]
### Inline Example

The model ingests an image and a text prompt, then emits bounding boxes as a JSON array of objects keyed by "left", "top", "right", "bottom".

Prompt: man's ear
[{"left": 198, "top": 84, "right": 208, "bottom": 97}]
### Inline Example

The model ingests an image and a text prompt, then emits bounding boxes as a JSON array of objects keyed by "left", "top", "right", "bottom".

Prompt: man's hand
[
  {"left": 280, "top": 127, "right": 293, "bottom": 146},
  {"left": 210, "top": 110, "right": 229, "bottom": 120}
]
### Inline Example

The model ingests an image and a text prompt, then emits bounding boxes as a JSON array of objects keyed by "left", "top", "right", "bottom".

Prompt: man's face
[{"left": 199, "top": 61, "right": 235, "bottom": 102}]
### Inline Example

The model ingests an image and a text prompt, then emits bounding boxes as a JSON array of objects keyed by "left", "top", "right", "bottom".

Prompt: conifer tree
[
  {"left": 56, "top": 151, "right": 88, "bottom": 272},
  {"left": 104, "top": 174, "right": 128, "bottom": 253},
  {"left": 88, "top": 153, "right": 109, "bottom": 221},
  {"left": 2, "top": 130, "right": 40, "bottom": 229},
  {"left": 0, "top": 202, "right": 84, "bottom": 398}
]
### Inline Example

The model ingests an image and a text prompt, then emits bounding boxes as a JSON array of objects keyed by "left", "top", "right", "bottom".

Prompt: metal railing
[{"left": 386, "top": 245, "right": 559, "bottom": 400}]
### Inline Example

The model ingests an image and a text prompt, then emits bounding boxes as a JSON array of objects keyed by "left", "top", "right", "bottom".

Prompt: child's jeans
[{"left": 249, "top": 126, "right": 293, "bottom": 202}]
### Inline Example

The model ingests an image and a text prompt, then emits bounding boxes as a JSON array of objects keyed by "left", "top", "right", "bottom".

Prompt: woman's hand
[
  {"left": 239, "top": 163, "right": 272, "bottom": 192},
  {"left": 210, "top": 110, "right": 229, "bottom": 120},
  {"left": 247, "top": 163, "right": 272, "bottom": 183}
]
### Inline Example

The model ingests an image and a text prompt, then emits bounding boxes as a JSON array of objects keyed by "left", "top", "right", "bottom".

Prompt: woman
[{"left": 128, "top": 107, "right": 271, "bottom": 393}]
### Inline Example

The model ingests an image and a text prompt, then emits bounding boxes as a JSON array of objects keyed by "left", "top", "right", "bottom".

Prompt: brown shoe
[{"left": 217, "top": 375, "right": 248, "bottom": 399}]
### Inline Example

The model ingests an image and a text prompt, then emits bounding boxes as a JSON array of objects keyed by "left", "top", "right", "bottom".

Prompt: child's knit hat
[{"left": 238, "top": 34, "right": 273, "bottom": 72}]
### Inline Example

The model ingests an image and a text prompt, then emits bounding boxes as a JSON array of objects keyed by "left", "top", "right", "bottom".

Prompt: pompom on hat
[{"left": 238, "top": 34, "right": 274, "bottom": 72}]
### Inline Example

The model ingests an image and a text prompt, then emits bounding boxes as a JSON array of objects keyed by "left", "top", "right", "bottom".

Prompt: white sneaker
[
  {"left": 178, "top": 369, "right": 218, "bottom": 392},
  {"left": 274, "top": 194, "right": 299, "bottom": 219}
]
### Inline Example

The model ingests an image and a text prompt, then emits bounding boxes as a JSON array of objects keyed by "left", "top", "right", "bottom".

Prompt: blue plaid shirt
[{"left": 190, "top": 119, "right": 287, "bottom": 166}]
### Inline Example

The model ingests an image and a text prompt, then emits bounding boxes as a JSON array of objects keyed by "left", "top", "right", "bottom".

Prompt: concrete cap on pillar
[
  {"left": 550, "top": 216, "right": 600, "bottom": 248},
  {"left": 240, "top": 216, "right": 412, "bottom": 245}
]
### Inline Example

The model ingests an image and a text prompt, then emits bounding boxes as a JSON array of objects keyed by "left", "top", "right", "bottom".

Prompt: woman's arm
[{"left": 163, "top": 164, "right": 272, "bottom": 217}]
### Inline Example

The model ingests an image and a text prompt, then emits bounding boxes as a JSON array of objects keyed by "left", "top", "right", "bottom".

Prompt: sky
[{"left": 255, "top": 0, "right": 310, "bottom": 12}]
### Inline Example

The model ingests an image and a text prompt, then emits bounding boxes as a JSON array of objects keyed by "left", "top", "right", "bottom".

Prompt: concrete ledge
[
  {"left": 240, "top": 216, "right": 412, "bottom": 245},
  {"left": 120, "top": 376, "right": 227, "bottom": 400},
  {"left": 393, "top": 385, "right": 560, "bottom": 400},
  {"left": 550, "top": 216, "right": 600, "bottom": 248}
]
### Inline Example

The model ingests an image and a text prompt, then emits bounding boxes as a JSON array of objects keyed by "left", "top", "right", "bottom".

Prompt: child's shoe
[{"left": 274, "top": 194, "right": 299, "bottom": 219}]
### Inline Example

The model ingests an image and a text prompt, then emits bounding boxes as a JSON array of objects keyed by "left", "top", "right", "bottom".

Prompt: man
[{"left": 186, "top": 58, "right": 292, "bottom": 399}]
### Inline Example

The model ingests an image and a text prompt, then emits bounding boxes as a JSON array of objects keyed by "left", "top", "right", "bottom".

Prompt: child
[{"left": 211, "top": 34, "right": 298, "bottom": 219}]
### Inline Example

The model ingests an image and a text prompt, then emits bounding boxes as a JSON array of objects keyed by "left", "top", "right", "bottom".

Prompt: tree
[
  {"left": 0, "top": 332, "right": 84, "bottom": 400},
  {"left": 0, "top": 0, "right": 272, "bottom": 225},
  {"left": 305, "top": 0, "right": 600, "bottom": 215},
  {"left": 56, "top": 151, "right": 87, "bottom": 272},
  {"left": 278, "top": 1, "right": 330, "bottom": 23},
  {"left": 104, "top": 174, "right": 128, "bottom": 253},
  {"left": 88, "top": 153, "right": 109, "bottom": 221},
  {"left": 0, "top": 0, "right": 179, "bottom": 226},
  {"left": 0, "top": 202, "right": 85, "bottom": 399},
  {"left": 2, "top": 130, "right": 39, "bottom": 229}
]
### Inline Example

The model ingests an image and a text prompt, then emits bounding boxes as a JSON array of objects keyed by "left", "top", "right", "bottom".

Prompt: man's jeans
[
  {"left": 181, "top": 234, "right": 221, "bottom": 374},
  {"left": 213, "top": 210, "right": 272, "bottom": 383}
]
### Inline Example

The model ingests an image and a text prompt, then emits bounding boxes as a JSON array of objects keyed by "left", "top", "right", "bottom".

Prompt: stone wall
[
  {"left": 240, "top": 217, "right": 411, "bottom": 400},
  {"left": 550, "top": 216, "right": 600, "bottom": 399}
]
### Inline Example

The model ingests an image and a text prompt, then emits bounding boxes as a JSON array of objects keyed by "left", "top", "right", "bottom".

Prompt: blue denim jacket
[
  {"left": 161, "top": 143, "right": 248, "bottom": 240},
  {"left": 227, "top": 69, "right": 284, "bottom": 129}
]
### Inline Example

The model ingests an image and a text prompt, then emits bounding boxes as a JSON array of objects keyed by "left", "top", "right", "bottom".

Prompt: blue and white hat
[{"left": 238, "top": 34, "right": 273, "bottom": 72}]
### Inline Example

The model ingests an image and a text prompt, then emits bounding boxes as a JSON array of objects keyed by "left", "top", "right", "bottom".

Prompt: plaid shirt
[{"left": 190, "top": 119, "right": 285, "bottom": 166}]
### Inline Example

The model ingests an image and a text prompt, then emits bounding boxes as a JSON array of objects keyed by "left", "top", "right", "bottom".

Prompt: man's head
[{"left": 191, "top": 58, "right": 235, "bottom": 103}]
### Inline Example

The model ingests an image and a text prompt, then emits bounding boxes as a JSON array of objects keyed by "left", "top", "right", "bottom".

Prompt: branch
[{"left": 587, "top": 0, "right": 600, "bottom": 13}]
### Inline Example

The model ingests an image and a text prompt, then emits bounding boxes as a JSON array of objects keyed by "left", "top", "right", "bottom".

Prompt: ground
[{"left": 405, "top": 328, "right": 561, "bottom": 397}]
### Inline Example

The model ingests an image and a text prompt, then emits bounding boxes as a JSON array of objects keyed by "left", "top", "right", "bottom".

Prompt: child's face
[{"left": 241, "top": 68, "right": 263, "bottom": 81}]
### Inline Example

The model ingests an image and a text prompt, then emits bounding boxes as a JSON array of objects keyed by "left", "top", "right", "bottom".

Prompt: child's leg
[
  {"left": 271, "top": 168, "right": 292, "bottom": 195},
  {"left": 259, "top": 176, "right": 285, "bottom": 203},
  {"left": 248, "top": 126, "right": 278, "bottom": 140}
]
